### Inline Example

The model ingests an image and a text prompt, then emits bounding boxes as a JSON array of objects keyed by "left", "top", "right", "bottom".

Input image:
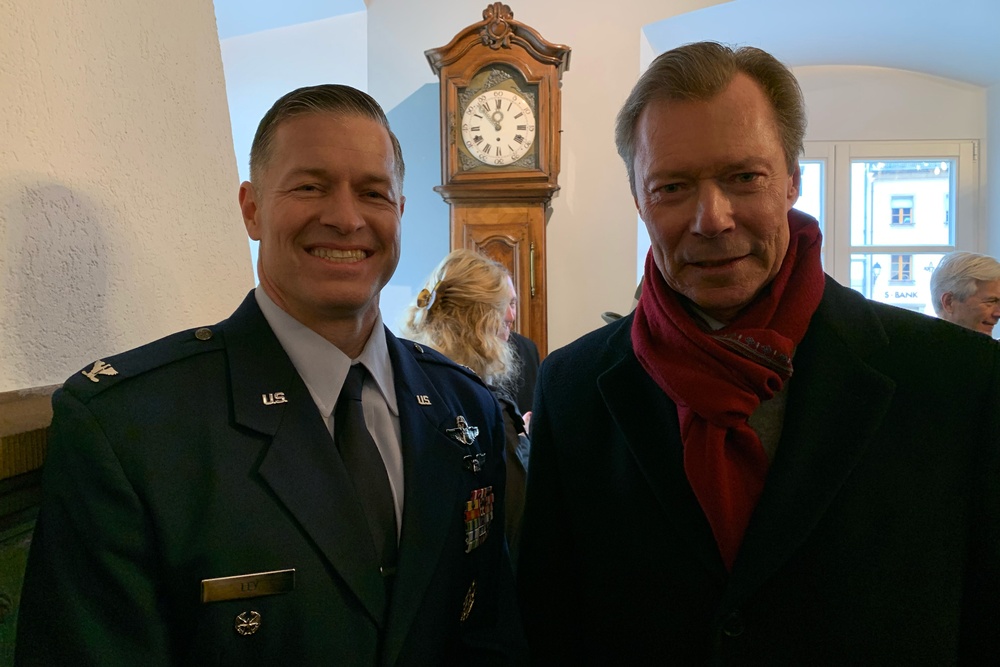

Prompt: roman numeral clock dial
[{"left": 461, "top": 89, "right": 536, "bottom": 166}]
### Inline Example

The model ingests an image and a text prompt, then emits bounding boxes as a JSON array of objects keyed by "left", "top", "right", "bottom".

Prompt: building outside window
[
  {"left": 889, "top": 195, "right": 914, "bottom": 225},
  {"left": 796, "top": 140, "right": 978, "bottom": 316},
  {"left": 889, "top": 253, "right": 913, "bottom": 282}
]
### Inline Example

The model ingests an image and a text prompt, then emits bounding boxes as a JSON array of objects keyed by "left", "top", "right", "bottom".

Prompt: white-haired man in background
[{"left": 931, "top": 251, "right": 1000, "bottom": 336}]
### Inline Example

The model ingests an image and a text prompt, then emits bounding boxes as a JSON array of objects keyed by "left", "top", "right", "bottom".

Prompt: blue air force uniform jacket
[{"left": 16, "top": 292, "right": 525, "bottom": 666}]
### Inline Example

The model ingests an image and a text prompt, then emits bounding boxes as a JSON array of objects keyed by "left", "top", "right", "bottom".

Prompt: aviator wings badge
[{"left": 447, "top": 415, "right": 479, "bottom": 446}]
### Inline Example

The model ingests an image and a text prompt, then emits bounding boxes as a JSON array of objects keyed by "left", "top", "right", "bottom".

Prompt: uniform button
[
  {"left": 413, "top": 343, "right": 424, "bottom": 353},
  {"left": 722, "top": 611, "right": 744, "bottom": 637},
  {"left": 234, "top": 610, "right": 261, "bottom": 636},
  {"left": 194, "top": 327, "right": 213, "bottom": 341}
]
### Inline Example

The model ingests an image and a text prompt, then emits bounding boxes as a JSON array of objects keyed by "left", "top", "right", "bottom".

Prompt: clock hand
[{"left": 490, "top": 110, "right": 504, "bottom": 131}]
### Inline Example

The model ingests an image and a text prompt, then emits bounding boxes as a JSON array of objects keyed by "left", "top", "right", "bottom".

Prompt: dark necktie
[{"left": 335, "top": 365, "right": 399, "bottom": 576}]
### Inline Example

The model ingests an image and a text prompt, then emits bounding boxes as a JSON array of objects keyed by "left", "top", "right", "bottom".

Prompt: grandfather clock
[{"left": 425, "top": 3, "right": 570, "bottom": 355}]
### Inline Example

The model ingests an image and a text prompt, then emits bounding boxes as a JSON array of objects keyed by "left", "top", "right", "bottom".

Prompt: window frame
[
  {"left": 889, "top": 253, "right": 913, "bottom": 283},
  {"left": 802, "top": 140, "right": 980, "bottom": 291},
  {"left": 889, "top": 195, "right": 914, "bottom": 226}
]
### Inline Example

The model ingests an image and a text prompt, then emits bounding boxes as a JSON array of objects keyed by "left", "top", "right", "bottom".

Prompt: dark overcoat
[
  {"left": 518, "top": 277, "right": 1000, "bottom": 665},
  {"left": 508, "top": 332, "right": 540, "bottom": 416}
]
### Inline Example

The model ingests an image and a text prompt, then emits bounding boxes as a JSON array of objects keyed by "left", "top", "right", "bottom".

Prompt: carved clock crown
[
  {"left": 426, "top": 3, "right": 571, "bottom": 71},
  {"left": 481, "top": 2, "right": 515, "bottom": 49}
]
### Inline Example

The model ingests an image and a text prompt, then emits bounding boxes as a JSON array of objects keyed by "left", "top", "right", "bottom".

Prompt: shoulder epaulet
[
  {"left": 63, "top": 325, "right": 224, "bottom": 401},
  {"left": 401, "top": 338, "right": 487, "bottom": 386}
]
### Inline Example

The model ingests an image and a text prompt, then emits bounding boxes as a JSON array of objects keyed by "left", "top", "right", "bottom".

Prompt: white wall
[
  {"left": 796, "top": 66, "right": 986, "bottom": 141},
  {"left": 988, "top": 82, "right": 1000, "bottom": 257},
  {"left": 220, "top": 12, "right": 369, "bottom": 183},
  {"left": 0, "top": 0, "right": 251, "bottom": 392}
]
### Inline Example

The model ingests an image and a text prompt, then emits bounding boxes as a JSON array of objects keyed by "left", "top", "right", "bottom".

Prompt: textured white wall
[{"left": 0, "top": 0, "right": 252, "bottom": 392}]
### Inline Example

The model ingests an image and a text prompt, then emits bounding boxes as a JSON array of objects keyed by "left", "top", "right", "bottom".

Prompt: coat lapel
[
  {"left": 382, "top": 333, "right": 472, "bottom": 665},
  {"left": 598, "top": 319, "right": 729, "bottom": 581},
  {"left": 220, "top": 293, "right": 387, "bottom": 624},
  {"left": 724, "top": 278, "right": 896, "bottom": 605}
]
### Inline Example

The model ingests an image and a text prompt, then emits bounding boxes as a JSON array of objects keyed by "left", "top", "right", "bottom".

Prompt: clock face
[{"left": 460, "top": 89, "right": 536, "bottom": 167}]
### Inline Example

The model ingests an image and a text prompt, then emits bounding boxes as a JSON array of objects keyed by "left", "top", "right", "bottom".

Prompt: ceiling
[
  {"left": 213, "top": 0, "right": 365, "bottom": 40},
  {"left": 213, "top": 0, "right": 999, "bottom": 88},
  {"left": 644, "top": 0, "right": 1000, "bottom": 87}
]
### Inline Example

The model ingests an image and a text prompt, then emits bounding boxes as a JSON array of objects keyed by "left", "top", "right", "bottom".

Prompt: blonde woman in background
[{"left": 402, "top": 248, "right": 530, "bottom": 563}]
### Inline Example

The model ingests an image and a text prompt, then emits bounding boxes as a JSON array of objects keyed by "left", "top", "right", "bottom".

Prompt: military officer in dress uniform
[{"left": 16, "top": 84, "right": 526, "bottom": 666}]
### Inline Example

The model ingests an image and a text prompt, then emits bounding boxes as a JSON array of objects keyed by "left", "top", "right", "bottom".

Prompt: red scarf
[{"left": 631, "top": 209, "right": 824, "bottom": 570}]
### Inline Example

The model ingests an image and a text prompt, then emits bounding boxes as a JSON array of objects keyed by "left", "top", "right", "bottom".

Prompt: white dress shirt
[{"left": 255, "top": 287, "right": 404, "bottom": 533}]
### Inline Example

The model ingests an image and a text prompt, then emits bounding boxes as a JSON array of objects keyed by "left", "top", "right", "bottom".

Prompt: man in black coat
[
  {"left": 517, "top": 42, "right": 1000, "bottom": 665},
  {"left": 17, "top": 85, "right": 525, "bottom": 666},
  {"left": 507, "top": 331, "right": 539, "bottom": 416}
]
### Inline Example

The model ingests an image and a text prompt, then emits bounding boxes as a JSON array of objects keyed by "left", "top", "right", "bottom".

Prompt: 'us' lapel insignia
[
  {"left": 447, "top": 415, "right": 479, "bottom": 446},
  {"left": 416, "top": 395, "right": 432, "bottom": 405},
  {"left": 261, "top": 392, "right": 287, "bottom": 406},
  {"left": 82, "top": 360, "right": 118, "bottom": 383}
]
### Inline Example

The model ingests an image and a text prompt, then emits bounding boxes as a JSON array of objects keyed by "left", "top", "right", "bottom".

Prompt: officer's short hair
[{"left": 248, "top": 84, "right": 404, "bottom": 192}]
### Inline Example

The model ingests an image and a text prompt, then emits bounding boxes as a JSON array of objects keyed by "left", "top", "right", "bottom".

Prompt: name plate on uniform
[{"left": 200, "top": 568, "right": 295, "bottom": 603}]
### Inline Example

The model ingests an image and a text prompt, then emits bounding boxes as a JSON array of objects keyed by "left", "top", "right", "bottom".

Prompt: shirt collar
[
  {"left": 254, "top": 287, "right": 398, "bottom": 419},
  {"left": 689, "top": 304, "right": 728, "bottom": 331}
]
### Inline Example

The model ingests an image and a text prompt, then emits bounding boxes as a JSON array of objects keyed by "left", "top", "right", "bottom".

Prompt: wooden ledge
[{"left": 0, "top": 385, "right": 59, "bottom": 480}]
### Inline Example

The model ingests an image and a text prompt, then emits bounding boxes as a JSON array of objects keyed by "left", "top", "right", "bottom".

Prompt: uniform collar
[{"left": 254, "top": 287, "right": 398, "bottom": 420}]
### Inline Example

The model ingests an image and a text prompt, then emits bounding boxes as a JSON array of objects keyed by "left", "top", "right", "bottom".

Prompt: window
[
  {"left": 890, "top": 254, "right": 912, "bottom": 282},
  {"left": 793, "top": 159, "right": 827, "bottom": 267},
  {"left": 802, "top": 140, "right": 979, "bottom": 313},
  {"left": 795, "top": 161, "right": 825, "bottom": 228},
  {"left": 889, "top": 195, "right": 913, "bottom": 225}
]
